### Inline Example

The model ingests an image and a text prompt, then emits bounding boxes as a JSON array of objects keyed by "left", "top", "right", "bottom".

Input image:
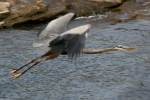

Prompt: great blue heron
[
  {"left": 10, "top": 13, "right": 135, "bottom": 79},
  {"left": 10, "top": 13, "right": 91, "bottom": 79}
]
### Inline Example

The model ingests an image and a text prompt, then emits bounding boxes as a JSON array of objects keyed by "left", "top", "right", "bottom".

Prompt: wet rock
[{"left": 0, "top": 0, "right": 125, "bottom": 28}]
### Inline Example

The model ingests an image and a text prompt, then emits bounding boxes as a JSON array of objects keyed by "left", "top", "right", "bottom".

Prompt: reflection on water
[{"left": 0, "top": 19, "right": 150, "bottom": 100}]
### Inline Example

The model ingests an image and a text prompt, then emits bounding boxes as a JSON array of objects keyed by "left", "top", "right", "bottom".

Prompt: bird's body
[
  {"left": 50, "top": 24, "right": 91, "bottom": 58},
  {"left": 11, "top": 13, "right": 91, "bottom": 79},
  {"left": 33, "top": 12, "right": 91, "bottom": 59}
]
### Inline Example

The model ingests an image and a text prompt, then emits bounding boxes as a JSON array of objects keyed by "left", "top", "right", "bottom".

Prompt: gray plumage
[
  {"left": 10, "top": 13, "right": 92, "bottom": 79},
  {"left": 33, "top": 12, "right": 91, "bottom": 58},
  {"left": 49, "top": 24, "right": 91, "bottom": 58},
  {"left": 33, "top": 12, "right": 75, "bottom": 48}
]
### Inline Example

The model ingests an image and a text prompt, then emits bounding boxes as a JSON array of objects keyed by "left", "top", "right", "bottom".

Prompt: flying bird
[
  {"left": 10, "top": 13, "right": 91, "bottom": 79},
  {"left": 10, "top": 13, "right": 136, "bottom": 79}
]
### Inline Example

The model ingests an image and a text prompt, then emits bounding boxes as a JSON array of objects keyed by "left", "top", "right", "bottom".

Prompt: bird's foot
[
  {"left": 10, "top": 69, "right": 17, "bottom": 74},
  {"left": 10, "top": 69, "right": 22, "bottom": 79}
]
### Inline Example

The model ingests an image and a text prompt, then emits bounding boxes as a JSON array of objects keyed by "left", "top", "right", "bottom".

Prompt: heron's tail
[{"left": 10, "top": 51, "right": 59, "bottom": 79}]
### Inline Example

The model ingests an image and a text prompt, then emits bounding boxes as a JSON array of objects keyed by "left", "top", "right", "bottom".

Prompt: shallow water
[{"left": 0, "top": 18, "right": 150, "bottom": 100}]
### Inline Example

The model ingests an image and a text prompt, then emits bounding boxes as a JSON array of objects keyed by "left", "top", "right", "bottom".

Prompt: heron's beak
[{"left": 10, "top": 51, "right": 59, "bottom": 79}]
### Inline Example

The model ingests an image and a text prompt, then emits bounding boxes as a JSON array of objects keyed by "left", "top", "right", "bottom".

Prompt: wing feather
[
  {"left": 39, "top": 13, "right": 75, "bottom": 39},
  {"left": 65, "top": 34, "right": 86, "bottom": 58},
  {"left": 49, "top": 24, "right": 91, "bottom": 59},
  {"left": 33, "top": 13, "right": 75, "bottom": 48}
]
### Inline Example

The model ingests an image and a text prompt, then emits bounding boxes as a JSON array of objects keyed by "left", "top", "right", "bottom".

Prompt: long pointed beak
[{"left": 10, "top": 51, "right": 59, "bottom": 79}]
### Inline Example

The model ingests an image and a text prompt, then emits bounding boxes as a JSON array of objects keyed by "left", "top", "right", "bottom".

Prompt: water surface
[{"left": 0, "top": 18, "right": 150, "bottom": 100}]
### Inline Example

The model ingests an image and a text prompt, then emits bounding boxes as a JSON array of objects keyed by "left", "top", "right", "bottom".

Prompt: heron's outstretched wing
[
  {"left": 38, "top": 12, "right": 75, "bottom": 39},
  {"left": 49, "top": 24, "right": 91, "bottom": 59},
  {"left": 33, "top": 13, "right": 75, "bottom": 48}
]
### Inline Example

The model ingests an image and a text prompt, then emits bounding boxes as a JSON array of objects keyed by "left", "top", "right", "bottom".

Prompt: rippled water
[{"left": 0, "top": 19, "right": 150, "bottom": 100}]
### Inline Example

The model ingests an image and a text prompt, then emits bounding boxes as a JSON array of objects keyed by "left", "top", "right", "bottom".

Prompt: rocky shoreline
[
  {"left": 0, "top": 0, "right": 150, "bottom": 28},
  {"left": 0, "top": 0, "right": 126, "bottom": 27}
]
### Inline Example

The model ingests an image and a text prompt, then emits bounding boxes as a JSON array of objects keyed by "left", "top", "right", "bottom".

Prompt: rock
[
  {"left": 0, "top": 2, "right": 10, "bottom": 20},
  {"left": 98, "top": 0, "right": 150, "bottom": 25},
  {"left": 2, "top": 0, "right": 49, "bottom": 27},
  {"left": 0, "top": 0, "right": 125, "bottom": 28}
]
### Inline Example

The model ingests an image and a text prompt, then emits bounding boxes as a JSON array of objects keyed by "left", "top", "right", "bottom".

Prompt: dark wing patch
[
  {"left": 63, "top": 34, "right": 86, "bottom": 59},
  {"left": 49, "top": 33, "right": 86, "bottom": 59},
  {"left": 49, "top": 36, "right": 65, "bottom": 47}
]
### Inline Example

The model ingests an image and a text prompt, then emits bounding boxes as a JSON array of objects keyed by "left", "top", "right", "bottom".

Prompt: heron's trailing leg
[{"left": 10, "top": 51, "right": 59, "bottom": 79}]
